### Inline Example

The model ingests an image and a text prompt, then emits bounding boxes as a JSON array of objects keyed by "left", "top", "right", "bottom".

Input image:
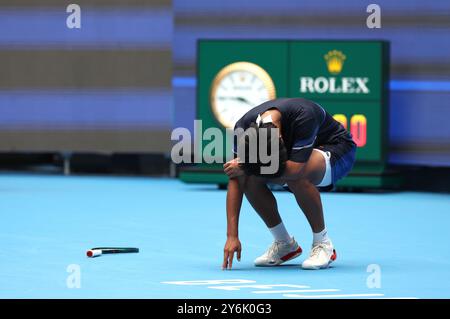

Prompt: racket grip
[{"left": 86, "top": 249, "right": 102, "bottom": 258}]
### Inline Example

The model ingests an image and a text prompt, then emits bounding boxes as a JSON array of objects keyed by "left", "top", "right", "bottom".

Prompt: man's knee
[
  {"left": 286, "top": 176, "right": 313, "bottom": 190},
  {"left": 242, "top": 175, "right": 268, "bottom": 192}
]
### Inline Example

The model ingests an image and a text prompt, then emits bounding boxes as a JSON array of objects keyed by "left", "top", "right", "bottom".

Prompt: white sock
[
  {"left": 313, "top": 228, "right": 330, "bottom": 244},
  {"left": 269, "top": 222, "right": 291, "bottom": 243}
]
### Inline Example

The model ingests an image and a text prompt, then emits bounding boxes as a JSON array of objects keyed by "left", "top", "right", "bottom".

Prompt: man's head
[{"left": 236, "top": 122, "right": 288, "bottom": 178}]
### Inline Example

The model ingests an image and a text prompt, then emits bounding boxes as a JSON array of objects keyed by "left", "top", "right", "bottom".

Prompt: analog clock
[{"left": 210, "top": 61, "right": 276, "bottom": 128}]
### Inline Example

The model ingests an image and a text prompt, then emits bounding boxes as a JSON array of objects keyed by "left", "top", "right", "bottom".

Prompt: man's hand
[
  {"left": 223, "top": 158, "right": 244, "bottom": 178},
  {"left": 222, "top": 236, "right": 242, "bottom": 270}
]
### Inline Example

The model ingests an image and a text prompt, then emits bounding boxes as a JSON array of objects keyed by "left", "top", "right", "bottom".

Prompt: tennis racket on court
[{"left": 86, "top": 247, "right": 139, "bottom": 258}]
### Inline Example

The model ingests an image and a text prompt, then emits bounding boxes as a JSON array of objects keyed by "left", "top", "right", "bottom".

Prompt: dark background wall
[
  {"left": 173, "top": 0, "right": 450, "bottom": 167},
  {"left": 0, "top": 0, "right": 172, "bottom": 153},
  {"left": 0, "top": 0, "right": 449, "bottom": 166}
]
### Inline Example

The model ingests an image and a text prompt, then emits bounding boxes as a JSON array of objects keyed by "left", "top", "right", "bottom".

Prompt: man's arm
[
  {"left": 222, "top": 176, "right": 245, "bottom": 270},
  {"left": 226, "top": 177, "right": 244, "bottom": 237}
]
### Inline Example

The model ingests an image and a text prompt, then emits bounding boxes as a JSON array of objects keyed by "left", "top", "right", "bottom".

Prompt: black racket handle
[
  {"left": 87, "top": 247, "right": 139, "bottom": 257},
  {"left": 92, "top": 247, "right": 139, "bottom": 254}
]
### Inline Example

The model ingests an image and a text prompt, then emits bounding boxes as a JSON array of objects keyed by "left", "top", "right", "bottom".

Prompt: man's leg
[
  {"left": 242, "top": 175, "right": 302, "bottom": 266},
  {"left": 286, "top": 149, "right": 326, "bottom": 233},
  {"left": 242, "top": 175, "right": 282, "bottom": 228},
  {"left": 286, "top": 149, "right": 336, "bottom": 270}
]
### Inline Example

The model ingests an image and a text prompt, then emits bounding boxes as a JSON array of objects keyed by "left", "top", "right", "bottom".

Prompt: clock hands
[{"left": 217, "top": 96, "right": 253, "bottom": 106}]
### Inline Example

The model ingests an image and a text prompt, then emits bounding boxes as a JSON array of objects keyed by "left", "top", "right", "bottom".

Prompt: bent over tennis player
[{"left": 222, "top": 98, "right": 356, "bottom": 270}]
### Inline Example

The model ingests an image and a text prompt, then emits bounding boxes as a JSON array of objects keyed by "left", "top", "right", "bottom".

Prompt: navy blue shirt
[{"left": 234, "top": 98, "right": 353, "bottom": 163}]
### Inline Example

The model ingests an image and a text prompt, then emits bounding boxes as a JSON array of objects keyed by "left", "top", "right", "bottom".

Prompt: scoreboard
[{"left": 180, "top": 40, "right": 400, "bottom": 189}]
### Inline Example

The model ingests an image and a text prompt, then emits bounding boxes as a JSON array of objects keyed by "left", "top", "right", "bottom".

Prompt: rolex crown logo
[{"left": 324, "top": 50, "right": 346, "bottom": 74}]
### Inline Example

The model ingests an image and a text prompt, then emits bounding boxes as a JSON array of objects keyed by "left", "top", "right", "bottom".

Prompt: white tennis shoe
[
  {"left": 254, "top": 237, "right": 302, "bottom": 267},
  {"left": 301, "top": 240, "right": 337, "bottom": 270}
]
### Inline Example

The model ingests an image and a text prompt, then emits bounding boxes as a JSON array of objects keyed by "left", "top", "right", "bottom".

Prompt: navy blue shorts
[
  {"left": 316, "top": 140, "right": 356, "bottom": 191},
  {"left": 283, "top": 138, "right": 356, "bottom": 192}
]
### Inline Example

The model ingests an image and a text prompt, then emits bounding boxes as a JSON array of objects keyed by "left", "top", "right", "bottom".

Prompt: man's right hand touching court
[{"left": 223, "top": 236, "right": 241, "bottom": 270}]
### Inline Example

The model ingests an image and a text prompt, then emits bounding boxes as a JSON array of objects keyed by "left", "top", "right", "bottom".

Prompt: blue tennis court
[{"left": 1, "top": 174, "right": 449, "bottom": 299}]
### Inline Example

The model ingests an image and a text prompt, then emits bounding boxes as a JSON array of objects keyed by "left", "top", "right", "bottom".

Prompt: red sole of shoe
[{"left": 280, "top": 247, "right": 303, "bottom": 262}]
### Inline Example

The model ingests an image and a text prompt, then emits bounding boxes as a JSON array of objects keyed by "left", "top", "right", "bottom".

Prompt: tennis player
[{"left": 222, "top": 98, "right": 356, "bottom": 270}]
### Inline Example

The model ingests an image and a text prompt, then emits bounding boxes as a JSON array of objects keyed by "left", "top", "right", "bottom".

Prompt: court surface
[{"left": 1, "top": 174, "right": 449, "bottom": 299}]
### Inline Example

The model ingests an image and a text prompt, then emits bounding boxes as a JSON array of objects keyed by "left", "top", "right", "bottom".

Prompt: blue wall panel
[{"left": 174, "top": 0, "right": 450, "bottom": 166}]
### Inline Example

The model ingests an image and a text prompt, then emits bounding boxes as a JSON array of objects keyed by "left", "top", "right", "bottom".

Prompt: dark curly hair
[{"left": 236, "top": 122, "right": 288, "bottom": 178}]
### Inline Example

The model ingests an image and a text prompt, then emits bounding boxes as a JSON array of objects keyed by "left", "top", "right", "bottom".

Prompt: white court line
[
  {"left": 161, "top": 279, "right": 256, "bottom": 285},
  {"left": 253, "top": 289, "right": 340, "bottom": 294},
  {"left": 368, "top": 297, "right": 418, "bottom": 299},
  {"left": 208, "top": 284, "right": 310, "bottom": 291},
  {"left": 284, "top": 293, "right": 384, "bottom": 298}
]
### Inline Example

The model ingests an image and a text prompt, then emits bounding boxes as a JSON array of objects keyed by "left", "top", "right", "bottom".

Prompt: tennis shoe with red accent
[
  {"left": 301, "top": 240, "right": 336, "bottom": 270},
  {"left": 254, "top": 237, "right": 302, "bottom": 267}
]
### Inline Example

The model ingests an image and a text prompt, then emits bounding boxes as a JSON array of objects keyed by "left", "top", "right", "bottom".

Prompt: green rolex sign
[
  {"left": 290, "top": 42, "right": 384, "bottom": 100},
  {"left": 179, "top": 40, "right": 399, "bottom": 189},
  {"left": 289, "top": 41, "right": 389, "bottom": 164}
]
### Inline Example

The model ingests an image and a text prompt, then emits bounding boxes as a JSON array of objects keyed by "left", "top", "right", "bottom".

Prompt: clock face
[{"left": 210, "top": 62, "right": 276, "bottom": 128}]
